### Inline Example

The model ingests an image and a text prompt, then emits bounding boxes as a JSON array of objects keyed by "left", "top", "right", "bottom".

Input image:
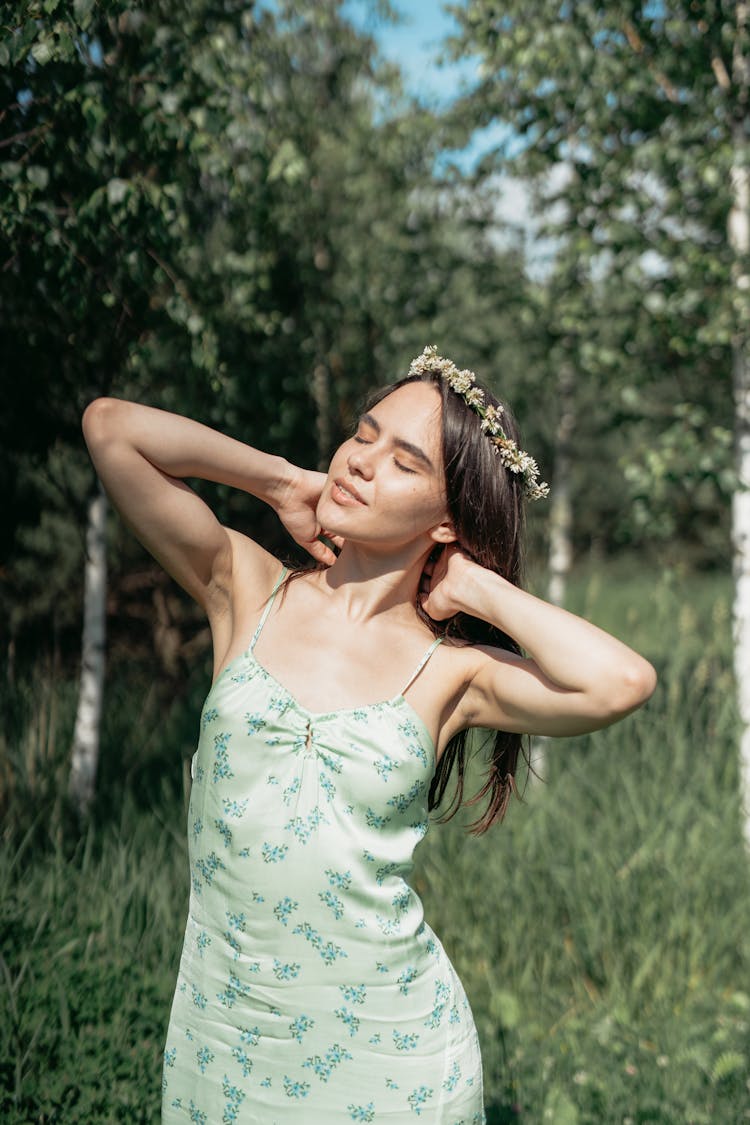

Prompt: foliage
[
  {"left": 0, "top": 5, "right": 744, "bottom": 1115},
  {"left": 448, "top": 0, "right": 741, "bottom": 561},
  {"left": 1, "top": 565, "right": 748, "bottom": 1121},
  {"left": 0, "top": 0, "right": 537, "bottom": 668}
]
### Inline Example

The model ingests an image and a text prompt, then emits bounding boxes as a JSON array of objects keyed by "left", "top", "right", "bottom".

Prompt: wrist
[
  {"left": 455, "top": 558, "right": 512, "bottom": 618},
  {"left": 263, "top": 456, "right": 299, "bottom": 509}
]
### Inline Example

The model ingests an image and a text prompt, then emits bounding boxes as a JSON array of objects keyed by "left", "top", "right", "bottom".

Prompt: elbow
[
  {"left": 82, "top": 396, "right": 125, "bottom": 450},
  {"left": 627, "top": 657, "right": 658, "bottom": 706},
  {"left": 608, "top": 657, "right": 657, "bottom": 720}
]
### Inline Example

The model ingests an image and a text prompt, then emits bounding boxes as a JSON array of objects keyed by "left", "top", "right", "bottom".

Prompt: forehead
[{"left": 369, "top": 381, "right": 443, "bottom": 455}]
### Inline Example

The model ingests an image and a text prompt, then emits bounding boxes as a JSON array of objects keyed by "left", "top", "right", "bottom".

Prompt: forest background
[{"left": 1, "top": 0, "right": 749, "bottom": 1121}]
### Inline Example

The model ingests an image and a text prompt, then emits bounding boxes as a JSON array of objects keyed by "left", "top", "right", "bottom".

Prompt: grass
[
  {"left": 1, "top": 559, "right": 748, "bottom": 1123},
  {"left": 416, "top": 561, "right": 749, "bottom": 1123},
  {"left": 0, "top": 790, "right": 187, "bottom": 1123}
]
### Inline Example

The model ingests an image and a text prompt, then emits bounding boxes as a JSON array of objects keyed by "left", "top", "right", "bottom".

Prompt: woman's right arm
[{"left": 82, "top": 397, "right": 335, "bottom": 613}]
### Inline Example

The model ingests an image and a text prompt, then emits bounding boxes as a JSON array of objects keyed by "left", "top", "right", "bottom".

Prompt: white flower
[
  {"left": 448, "top": 370, "right": 475, "bottom": 394},
  {"left": 406, "top": 345, "right": 550, "bottom": 501},
  {"left": 527, "top": 480, "right": 550, "bottom": 499},
  {"left": 464, "top": 386, "right": 485, "bottom": 409}
]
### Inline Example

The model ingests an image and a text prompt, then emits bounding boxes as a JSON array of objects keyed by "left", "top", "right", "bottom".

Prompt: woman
[{"left": 83, "top": 346, "right": 656, "bottom": 1124}]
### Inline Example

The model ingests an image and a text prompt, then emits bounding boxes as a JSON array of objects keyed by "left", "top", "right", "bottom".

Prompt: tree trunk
[
  {"left": 547, "top": 362, "right": 576, "bottom": 607},
  {"left": 69, "top": 483, "right": 108, "bottom": 817},
  {"left": 730, "top": 3, "right": 750, "bottom": 851},
  {"left": 532, "top": 362, "right": 576, "bottom": 783}
]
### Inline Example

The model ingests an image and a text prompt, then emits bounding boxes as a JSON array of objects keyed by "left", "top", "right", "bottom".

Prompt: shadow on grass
[{"left": 486, "top": 1101, "right": 523, "bottom": 1123}]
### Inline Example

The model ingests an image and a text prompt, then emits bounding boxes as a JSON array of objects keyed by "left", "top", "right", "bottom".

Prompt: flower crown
[{"left": 408, "top": 345, "right": 550, "bottom": 500}]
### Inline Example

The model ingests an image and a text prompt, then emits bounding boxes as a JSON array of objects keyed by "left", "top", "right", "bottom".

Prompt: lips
[{"left": 332, "top": 478, "right": 366, "bottom": 505}]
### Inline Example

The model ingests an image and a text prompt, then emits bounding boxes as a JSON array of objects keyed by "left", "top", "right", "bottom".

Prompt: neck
[{"left": 313, "top": 539, "right": 433, "bottom": 623}]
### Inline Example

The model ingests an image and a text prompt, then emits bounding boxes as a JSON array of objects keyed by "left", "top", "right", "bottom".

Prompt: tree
[
  {"left": 1, "top": 0, "right": 536, "bottom": 816},
  {"left": 449, "top": 0, "right": 747, "bottom": 821},
  {"left": 449, "top": 1, "right": 735, "bottom": 549},
  {"left": 728, "top": 3, "right": 750, "bottom": 851}
]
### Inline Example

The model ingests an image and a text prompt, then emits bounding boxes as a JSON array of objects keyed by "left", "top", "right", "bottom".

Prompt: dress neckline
[{"left": 207, "top": 647, "right": 437, "bottom": 760}]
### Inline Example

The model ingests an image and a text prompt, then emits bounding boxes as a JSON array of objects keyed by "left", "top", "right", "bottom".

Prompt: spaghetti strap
[
  {"left": 249, "top": 565, "right": 289, "bottom": 651},
  {"left": 400, "top": 636, "right": 443, "bottom": 696}
]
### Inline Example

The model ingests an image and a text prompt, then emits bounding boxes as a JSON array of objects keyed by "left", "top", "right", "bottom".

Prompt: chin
[{"left": 316, "top": 497, "right": 346, "bottom": 536}]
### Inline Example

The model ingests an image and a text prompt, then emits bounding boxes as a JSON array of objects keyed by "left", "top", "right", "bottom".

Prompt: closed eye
[{"left": 354, "top": 434, "right": 417, "bottom": 474}]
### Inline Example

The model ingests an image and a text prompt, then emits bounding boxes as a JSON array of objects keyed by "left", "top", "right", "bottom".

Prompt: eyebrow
[{"left": 358, "top": 412, "right": 435, "bottom": 470}]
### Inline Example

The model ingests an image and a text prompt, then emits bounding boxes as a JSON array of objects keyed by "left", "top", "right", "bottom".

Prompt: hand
[
  {"left": 419, "top": 543, "right": 475, "bottom": 620},
  {"left": 276, "top": 466, "right": 344, "bottom": 566}
]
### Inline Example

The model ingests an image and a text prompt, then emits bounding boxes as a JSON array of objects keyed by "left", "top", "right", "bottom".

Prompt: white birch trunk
[
  {"left": 532, "top": 363, "right": 576, "bottom": 783},
  {"left": 729, "top": 4, "right": 750, "bottom": 852},
  {"left": 547, "top": 362, "right": 576, "bottom": 608},
  {"left": 69, "top": 484, "right": 108, "bottom": 817}
]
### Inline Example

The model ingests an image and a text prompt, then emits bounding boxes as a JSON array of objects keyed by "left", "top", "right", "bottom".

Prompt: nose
[{"left": 347, "top": 442, "right": 375, "bottom": 480}]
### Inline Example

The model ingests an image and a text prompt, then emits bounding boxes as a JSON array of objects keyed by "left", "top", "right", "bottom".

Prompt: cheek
[
  {"left": 327, "top": 443, "right": 348, "bottom": 470},
  {"left": 390, "top": 479, "right": 446, "bottom": 524}
]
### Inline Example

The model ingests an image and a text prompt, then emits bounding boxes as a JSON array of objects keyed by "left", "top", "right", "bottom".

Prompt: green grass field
[{"left": 1, "top": 561, "right": 748, "bottom": 1123}]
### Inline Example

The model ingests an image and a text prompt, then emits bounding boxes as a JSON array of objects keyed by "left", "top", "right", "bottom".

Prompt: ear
[{"left": 429, "top": 518, "right": 457, "bottom": 545}]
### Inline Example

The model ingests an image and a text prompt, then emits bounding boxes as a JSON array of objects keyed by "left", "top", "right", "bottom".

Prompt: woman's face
[{"left": 317, "top": 381, "right": 454, "bottom": 549}]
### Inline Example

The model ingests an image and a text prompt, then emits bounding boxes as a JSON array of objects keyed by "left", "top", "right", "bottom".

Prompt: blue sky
[
  {"left": 262, "top": 1, "right": 543, "bottom": 252},
  {"left": 343, "top": 1, "right": 516, "bottom": 171},
  {"left": 345, "top": 2, "right": 555, "bottom": 271},
  {"left": 343, "top": 0, "right": 477, "bottom": 105},
  {"left": 256, "top": 1, "right": 512, "bottom": 165}
]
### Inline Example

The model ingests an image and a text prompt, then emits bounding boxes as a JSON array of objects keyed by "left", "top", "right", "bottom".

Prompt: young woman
[{"left": 83, "top": 346, "right": 656, "bottom": 1124}]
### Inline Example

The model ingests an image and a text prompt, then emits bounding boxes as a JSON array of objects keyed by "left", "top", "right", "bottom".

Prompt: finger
[
  {"left": 321, "top": 530, "right": 345, "bottom": 550},
  {"left": 419, "top": 592, "right": 438, "bottom": 621},
  {"left": 306, "top": 540, "right": 337, "bottom": 567}
]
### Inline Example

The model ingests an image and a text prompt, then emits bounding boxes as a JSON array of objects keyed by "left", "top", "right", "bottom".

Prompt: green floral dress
[{"left": 161, "top": 567, "right": 485, "bottom": 1124}]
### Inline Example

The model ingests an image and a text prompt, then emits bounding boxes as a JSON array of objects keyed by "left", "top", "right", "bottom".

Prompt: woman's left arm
[{"left": 422, "top": 547, "right": 657, "bottom": 737}]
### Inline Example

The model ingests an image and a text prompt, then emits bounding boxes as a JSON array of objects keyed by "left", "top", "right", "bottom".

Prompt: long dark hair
[{"left": 363, "top": 366, "right": 529, "bottom": 834}]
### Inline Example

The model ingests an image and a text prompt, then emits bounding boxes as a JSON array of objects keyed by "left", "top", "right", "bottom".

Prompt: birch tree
[
  {"left": 450, "top": 0, "right": 741, "bottom": 750},
  {"left": 68, "top": 486, "right": 107, "bottom": 817},
  {"left": 727, "top": 2, "right": 750, "bottom": 847},
  {"left": 547, "top": 362, "right": 575, "bottom": 609}
]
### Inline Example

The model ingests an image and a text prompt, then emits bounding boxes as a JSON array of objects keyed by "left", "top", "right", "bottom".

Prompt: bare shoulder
[
  {"left": 433, "top": 635, "right": 489, "bottom": 682},
  {"left": 223, "top": 528, "right": 283, "bottom": 607},
  {"left": 403, "top": 633, "right": 480, "bottom": 753},
  {"left": 205, "top": 528, "right": 281, "bottom": 618},
  {"left": 427, "top": 639, "right": 525, "bottom": 749},
  {"left": 206, "top": 530, "right": 284, "bottom": 678}
]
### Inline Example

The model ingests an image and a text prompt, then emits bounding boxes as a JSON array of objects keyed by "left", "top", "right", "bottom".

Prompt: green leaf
[
  {"left": 27, "top": 166, "right": 50, "bottom": 191},
  {"left": 107, "top": 179, "right": 129, "bottom": 206},
  {"left": 267, "top": 139, "right": 307, "bottom": 185},
  {"left": 31, "top": 38, "right": 53, "bottom": 66},
  {"left": 0, "top": 162, "right": 23, "bottom": 181},
  {"left": 711, "top": 1051, "right": 745, "bottom": 1084}
]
